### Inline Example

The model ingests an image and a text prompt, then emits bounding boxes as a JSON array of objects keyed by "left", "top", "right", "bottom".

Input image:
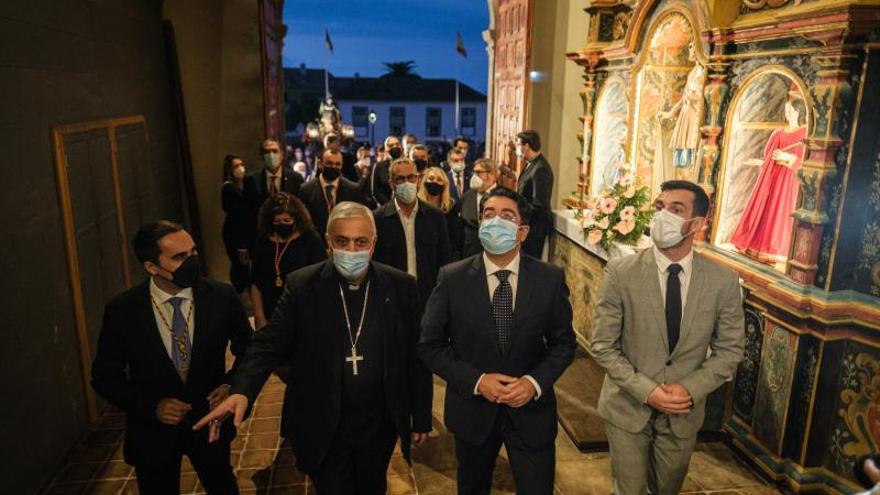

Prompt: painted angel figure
[{"left": 658, "top": 41, "right": 706, "bottom": 179}]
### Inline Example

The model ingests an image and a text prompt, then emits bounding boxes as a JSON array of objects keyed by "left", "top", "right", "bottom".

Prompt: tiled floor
[{"left": 42, "top": 375, "right": 780, "bottom": 494}]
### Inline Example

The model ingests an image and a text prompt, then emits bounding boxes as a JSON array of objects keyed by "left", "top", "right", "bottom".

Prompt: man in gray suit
[{"left": 591, "top": 180, "right": 745, "bottom": 495}]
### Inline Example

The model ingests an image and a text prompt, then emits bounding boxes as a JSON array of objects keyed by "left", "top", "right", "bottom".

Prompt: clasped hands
[
  {"left": 647, "top": 383, "right": 693, "bottom": 415},
  {"left": 477, "top": 373, "right": 536, "bottom": 408}
]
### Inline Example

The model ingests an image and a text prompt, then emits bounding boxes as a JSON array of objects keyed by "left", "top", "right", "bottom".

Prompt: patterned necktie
[
  {"left": 168, "top": 297, "right": 192, "bottom": 381},
  {"left": 325, "top": 184, "right": 336, "bottom": 209},
  {"left": 269, "top": 174, "right": 279, "bottom": 196},
  {"left": 492, "top": 270, "right": 513, "bottom": 353},
  {"left": 665, "top": 264, "right": 683, "bottom": 354}
]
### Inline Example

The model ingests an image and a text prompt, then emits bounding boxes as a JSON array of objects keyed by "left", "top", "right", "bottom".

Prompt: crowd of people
[{"left": 89, "top": 127, "right": 760, "bottom": 495}]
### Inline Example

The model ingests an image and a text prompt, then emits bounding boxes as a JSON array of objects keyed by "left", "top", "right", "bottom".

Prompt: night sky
[{"left": 282, "top": 0, "right": 490, "bottom": 94}]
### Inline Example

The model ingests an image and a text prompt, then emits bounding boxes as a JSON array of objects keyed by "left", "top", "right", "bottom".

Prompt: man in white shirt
[
  {"left": 91, "top": 221, "right": 252, "bottom": 494},
  {"left": 591, "top": 180, "right": 745, "bottom": 495},
  {"left": 419, "top": 187, "right": 575, "bottom": 495}
]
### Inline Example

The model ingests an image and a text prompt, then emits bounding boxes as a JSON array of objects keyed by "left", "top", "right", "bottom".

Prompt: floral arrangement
[{"left": 570, "top": 165, "right": 654, "bottom": 252}]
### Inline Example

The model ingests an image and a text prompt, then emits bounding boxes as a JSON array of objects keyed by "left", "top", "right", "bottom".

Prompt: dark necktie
[
  {"left": 269, "top": 175, "right": 279, "bottom": 196},
  {"left": 168, "top": 297, "right": 192, "bottom": 381},
  {"left": 492, "top": 270, "right": 513, "bottom": 353},
  {"left": 665, "top": 264, "right": 683, "bottom": 353},
  {"left": 325, "top": 184, "right": 335, "bottom": 209}
]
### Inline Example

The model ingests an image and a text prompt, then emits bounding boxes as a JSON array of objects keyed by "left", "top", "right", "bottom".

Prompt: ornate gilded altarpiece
[{"left": 565, "top": 0, "right": 880, "bottom": 493}]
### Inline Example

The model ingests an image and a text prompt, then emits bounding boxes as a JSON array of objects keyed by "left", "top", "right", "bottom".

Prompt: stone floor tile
[
  {"left": 247, "top": 432, "right": 281, "bottom": 450},
  {"left": 87, "top": 479, "right": 127, "bottom": 494}
]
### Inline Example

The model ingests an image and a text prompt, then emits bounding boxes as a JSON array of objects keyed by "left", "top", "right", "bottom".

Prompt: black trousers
[
  {"left": 310, "top": 414, "right": 398, "bottom": 495},
  {"left": 134, "top": 430, "right": 238, "bottom": 494},
  {"left": 454, "top": 410, "right": 555, "bottom": 495}
]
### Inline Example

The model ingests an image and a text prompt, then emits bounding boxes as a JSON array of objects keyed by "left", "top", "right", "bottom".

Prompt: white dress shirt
[
  {"left": 149, "top": 277, "right": 195, "bottom": 359},
  {"left": 394, "top": 197, "right": 419, "bottom": 279},
  {"left": 653, "top": 246, "right": 694, "bottom": 312},
  {"left": 473, "top": 252, "right": 542, "bottom": 399}
]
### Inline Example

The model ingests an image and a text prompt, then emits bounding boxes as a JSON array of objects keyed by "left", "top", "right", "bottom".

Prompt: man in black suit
[
  {"left": 373, "top": 157, "right": 451, "bottom": 307},
  {"left": 91, "top": 220, "right": 252, "bottom": 493},
  {"left": 419, "top": 188, "right": 575, "bottom": 495},
  {"left": 196, "top": 202, "right": 432, "bottom": 494},
  {"left": 326, "top": 133, "right": 359, "bottom": 183},
  {"left": 515, "top": 130, "right": 554, "bottom": 259},
  {"left": 299, "top": 148, "right": 368, "bottom": 237},
  {"left": 243, "top": 138, "right": 304, "bottom": 249},
  {"left": 370, "top": 135, "right": 404, "bottom": 206},
  {"left": 452, "top": 158, "right": 499, "bottom": 259},
  {"left": 445, "top": 147, "right": 471, "bottom": 202}
]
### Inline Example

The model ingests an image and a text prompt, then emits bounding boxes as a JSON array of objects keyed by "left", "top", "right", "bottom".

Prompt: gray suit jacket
[{"left": 591, "top": 248, "right": 745, "bottom": 438}]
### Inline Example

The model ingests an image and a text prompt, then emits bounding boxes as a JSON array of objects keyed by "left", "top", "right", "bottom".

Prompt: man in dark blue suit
[
  {"left": 419, "top": 188, "right": 576, "bottom": 495},
  {"left": 445, "top": 147, "right": 472, "bottom": 202}
]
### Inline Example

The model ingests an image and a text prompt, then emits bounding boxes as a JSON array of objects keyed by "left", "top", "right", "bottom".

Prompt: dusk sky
[{"left": 282, "top": 0, "right": 490, "bottom": 94}]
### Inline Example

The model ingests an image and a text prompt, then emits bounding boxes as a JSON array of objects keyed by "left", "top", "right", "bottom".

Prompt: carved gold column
[
  {"left": 699, "top": 61, "right": 731, "bottom": 193},
  {"left": 578, "top": 71, "right": 599, "bottom": 198},
  {"left": 787, "top": 55, "right": 854, "bottom": 285}
]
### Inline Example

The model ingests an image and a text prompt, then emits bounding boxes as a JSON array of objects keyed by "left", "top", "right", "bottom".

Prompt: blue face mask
[
  {"left": 479, "top": 216, "right": 520, "bottom": 255},
  {"left": 332, "top": 249, "right": 371, "bottom": 280},
  {"left": 395, "top": 182, "right": 417, "bottom": 204}
]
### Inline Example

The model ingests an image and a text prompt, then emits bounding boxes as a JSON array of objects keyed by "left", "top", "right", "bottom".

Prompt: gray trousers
[{"left": 605, "top": 414, "right": 697, "bottom": 495}]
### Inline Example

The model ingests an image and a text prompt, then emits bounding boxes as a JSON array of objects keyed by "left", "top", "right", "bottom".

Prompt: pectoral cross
[{"left": 346, "top": 346, "right": 364, "bottom": 375}]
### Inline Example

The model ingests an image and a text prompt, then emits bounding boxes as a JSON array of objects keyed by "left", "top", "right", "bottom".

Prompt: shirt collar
[
  {"left": 150, "top": 277, "right": 193, "bottom": 305},
  {"left": 483, "top": 252, "right": 521, "bottom": 278},
  {"left": 394, "top": 197, "right": 419, "bottom": 216},
  {"left": 653, "top": 245, "right": 693, "bottom": 277},
  {"left": 319, "top": 175, "right": 340, "bottom": 188}
]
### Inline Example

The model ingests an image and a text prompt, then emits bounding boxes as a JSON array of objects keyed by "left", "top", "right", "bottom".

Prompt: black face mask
[
  {"left": 388, "top": 147, "right": 403, "bottom": 159},
  {"left": 322, "top": 167, "right": 341, "bottom": 181},
  {"left": 413, "top": 159, "right": 429, "bottom": 172},
  {"left": 273, "top": 223, "right": 296, "bottom": 238},
  {"left": 161, "top": 255, "right": 200, "bottom": 289},
  {"left": 425, "top": 182, "right": 445, "bottom": 196}
]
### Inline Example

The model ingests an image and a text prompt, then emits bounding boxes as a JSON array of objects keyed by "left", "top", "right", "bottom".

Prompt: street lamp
[{"left": 368, "top": 110, "right": 377, "bottom": 148}]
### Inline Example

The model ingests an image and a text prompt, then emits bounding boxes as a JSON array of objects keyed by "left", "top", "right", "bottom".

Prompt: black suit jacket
[
  {"left": 418, "top": 254, "right": 575, "bottom": 449},
  {"left": 453, "top": 189, "right": 482, "bottom": 259},
  {"left": 370, "top": 159, "right": 393, "bottom": 206},
  {"left": 298, "top": 177, "right": 368, "bottom": 237},
  {"left": 373, "top": 200, "right": 452, "bottom": 307},
  {"left": 243, "top": 168, "right": 304, "bottom": 246},
  {"left": 229, "top": 261, "right": 433, "bottom": 473},
  {"left": 517, "top": 154, "right": 554, "bottom": 244},
  {"left": 91, "top": 278, "right": 252, "bottom": 467},
  {"left": 446, "top": 169, "right": 472, "bottom": 202}
]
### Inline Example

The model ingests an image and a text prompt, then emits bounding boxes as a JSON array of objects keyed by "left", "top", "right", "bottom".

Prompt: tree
[{"left": 380, "top": 61, "right": 421, "bottom": 78}]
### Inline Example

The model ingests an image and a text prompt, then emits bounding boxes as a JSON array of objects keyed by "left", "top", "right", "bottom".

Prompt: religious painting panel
[
  {"left": 733, "top": 305, "right": 765, "bottom": 422},
  {"left": 751, "top": 323, "right": 798, "bottom": 455},
  {"left": 591, "top": 77, "right": 629, "bottom": 196},
  {"left": 713, "top": 68, "right": 810, "bottom": 272},
  {"left": 550, "top": 234, "right": 605, "bottom": 348},
  {"left": 630, "top": 12, "right": 705, "bottom": 199}
]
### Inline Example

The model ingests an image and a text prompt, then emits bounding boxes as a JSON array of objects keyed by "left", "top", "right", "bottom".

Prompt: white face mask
[
  {"left": 263, "top": 152, "right": 281, "bottom": 170},
  {"left": 451, "top": 162, "right": 465, "bottom": 174},
  {"left": 515, "top": 147, "right": 524, "bottom": 159},
  {"left": 650, "top": 209, "right": 695, "bottom": 249},
  {"left": 232, "top": 166, "right": 245, "bottom": 179},
  {"left": 469, "top": 173, "right": 483, "bottom": 191}
]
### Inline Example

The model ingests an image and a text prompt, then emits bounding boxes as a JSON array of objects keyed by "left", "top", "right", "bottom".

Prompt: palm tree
[{"left": 380, "top": 61, "right": 421, "bottom": 78}]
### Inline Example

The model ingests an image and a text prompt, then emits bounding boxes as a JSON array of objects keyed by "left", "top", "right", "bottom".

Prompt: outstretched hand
[{"left": 193, "top": 393, "right": 249, "bottom": 443}]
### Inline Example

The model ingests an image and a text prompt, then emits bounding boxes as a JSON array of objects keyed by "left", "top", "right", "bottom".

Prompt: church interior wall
[{"left": 0, "top": 1, "right": 185, "bottom": 491}]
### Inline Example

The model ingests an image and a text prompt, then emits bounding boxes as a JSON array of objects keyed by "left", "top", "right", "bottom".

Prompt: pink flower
[
  {"left": 587, "top": 229, "right": 603, "bottom": 245},
  {"left": 620, "top": 205, "right": 636, "bottom": 221},
  {"left": 613, "top": 219, "right": 636, "bottom": 235},
  {"left": 578, "top": 209, "right": 597, "bottom": 228},
  {"left": 617, "top": 173, "right": 634, "bottom": 188},
  {"left": 596, "top": 216, "right": 610, "bottom": 230},
  {"left": 599, "top": 197, "right": 618, "bottom": 214}
]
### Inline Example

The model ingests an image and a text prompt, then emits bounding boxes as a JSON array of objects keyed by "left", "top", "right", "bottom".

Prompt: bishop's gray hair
[{"left": 326, "top": 201, "right": 377, "bottom": 236}]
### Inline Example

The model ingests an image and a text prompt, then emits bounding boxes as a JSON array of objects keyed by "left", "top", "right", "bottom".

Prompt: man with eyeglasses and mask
[
  {"left": 243, "top": 139, "right": 304, "bottom": 257},
  {"left": 373, "top": 157, "right": 451, "bottom": 307},
  {"left": 591, "top": 180, "right": 745, "bottom": 495},
  {"left": 370, "top": 135, "right": 405, "bottom": 206},
  {"left": 452, "top": 158, "right": 499, "bottom": 259},
  {"left": 91, "top": 221, "right": 252, "bottom": 493},
  {"left": 419, "top": 187, "right": 575, "bottom": 495},
  {"left": 195, "top": 202, "right": 433, "bottom": 495},
  {"left": 299, "top": 148, "right": 369, "bottom": 238}
]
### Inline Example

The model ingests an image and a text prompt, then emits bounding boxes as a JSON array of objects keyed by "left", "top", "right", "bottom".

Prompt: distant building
[{"left": 283, "top": 65, "right": 487, "bottom": 146}]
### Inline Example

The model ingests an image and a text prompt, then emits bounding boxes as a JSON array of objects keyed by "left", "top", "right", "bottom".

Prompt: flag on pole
[
  {"left": 324, "top": 28, "right": 334, "bottom": 54},
  {"left": 456, "top": 32, "right": 467, "bottom": 58}
]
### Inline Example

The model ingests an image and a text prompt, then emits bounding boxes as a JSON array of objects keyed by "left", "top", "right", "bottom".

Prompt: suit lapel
[
  {"left": 468, "top": 256, "right": 500, "bottom": 358},
  {"left": 639, "top": 250, "right": 669, "bottom": 352},
  {"left": 507, "top": 255, "right": 534, "bottom": 358},
  {"left": 187, "top": 281, "right": 212, "bottom": 379},
  {"left": 318, "top": 262, "right": 345, "bottom": 384},
  {"left": 675, "top": 255, "right": 707, "bottom": 356},
  {"left": 257, "top": 169, "right": 268, "bottom": 198}
]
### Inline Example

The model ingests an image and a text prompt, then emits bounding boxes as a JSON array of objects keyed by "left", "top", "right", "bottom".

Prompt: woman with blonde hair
[{"left": 418, "top": 166, "right": 454, "bottom": 213}]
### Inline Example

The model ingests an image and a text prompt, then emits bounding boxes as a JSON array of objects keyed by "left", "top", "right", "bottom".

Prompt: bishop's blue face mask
[
  {"left": 478, "top": 216, "right": 520, "bottom": 255},
  {"left": 332, "top": 248, "right": 371, "bottom": 280}
]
